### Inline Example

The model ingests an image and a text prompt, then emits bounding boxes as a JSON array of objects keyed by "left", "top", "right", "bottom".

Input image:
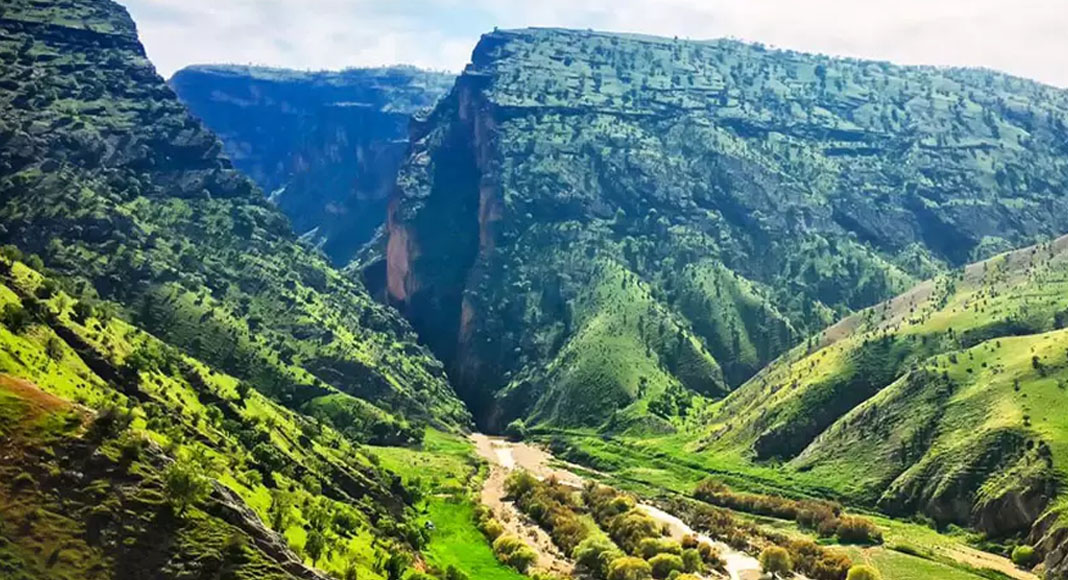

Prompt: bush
[
  {"left": 760, "top": 547, "right": 793, "bottom": 579},
  {"left": 492, "top": 535, "right": 537, "bottom": 573},
  {"left": 697, "top": 542, "right": 723, "bottom": 569},
  {"left": 504, "top": 419, "right": 528, "bottom": 441},
  {"left": 638, "top": 538, "right": 682, "bottom": 559},
  {"left": 681, "top": 549, "right": 703, "bottom": 574},
  {"left": 648, "top": 553, "right": 685, "bottom": 579},
  {"left": 787, "top": 539, "right": 852, "bottom": 580},
  {"left": 846, "top": 564, "right": 881, "bottom": 580},
  {"left": 87, "top": 405, "right": 133, "bottom": 441},
  {"left": 609, "top": 509, "right": 662, "bottom": 554},
  {"left": 479, "top": 517, "right": 504, "bottom": 540},
  {"left": 836, "top": 516, "right": 882, "bottom": 545},
  {"left": 574, "top": 536, "right": 624, "bottom": 577},
  {"left": 607, "top": 556, "right": 652, "bottom": 580},
  {"left": 1012, "top": 545, "right": 1039, "bottom": 568}
]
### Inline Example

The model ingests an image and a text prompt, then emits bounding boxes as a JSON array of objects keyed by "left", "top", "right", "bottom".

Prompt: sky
[{"left": 121, "top": 0, "right": 1068, "bottom": 88}]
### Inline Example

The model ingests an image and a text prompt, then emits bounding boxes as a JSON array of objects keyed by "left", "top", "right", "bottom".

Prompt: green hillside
[
  {"left": 675, "top": 235, "right": 1068, "bottom": 575},
  {"left": 0, "top": 257, "right": 422, "bottom": 579},
  {"left": 0, "top": 0, "right": 469, "bottom": 433},
  {"left": 169, "top": 65, "right": 452, "bottom": 267},
  {"left": 382, "top": 27, "right": 1068, "bottom": 432}
]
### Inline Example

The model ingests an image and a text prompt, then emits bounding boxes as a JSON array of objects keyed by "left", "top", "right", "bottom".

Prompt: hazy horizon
[{"left": 122, "top": 0, "right": 1068, "bottom": 88}]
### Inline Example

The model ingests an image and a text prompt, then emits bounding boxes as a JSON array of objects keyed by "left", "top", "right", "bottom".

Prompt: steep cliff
[
  {"left": 170, "top": 65, "right": 452, "bottom": 266},
  {"left": 383, "top": 28, "right": 1068, "bottom": 431}
]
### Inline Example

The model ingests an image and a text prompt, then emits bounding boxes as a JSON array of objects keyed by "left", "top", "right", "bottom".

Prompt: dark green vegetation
[
  {"left": 0, "top": 0, "right": 469, "bottom": 432},
  {"left": 0, "top": 0, "right": 485, "bottom": 578},
  {"left": 4, "top": 0, "right": 1068, "bottom": 577},
  {"left": 542, "top": 235, "right": 1068, "bottom": 578},
  {"left": 694, "top": 235, "right": 1068, "bottom": 576},
  {"left": 382, "top": 27, "right": 1068, "bottom": 433},
  {"left": 0, "top": 258, "right": 422, "bottom": 579},
  {"left": 169, "top": 65, "right": 452, "bottom": 266}
]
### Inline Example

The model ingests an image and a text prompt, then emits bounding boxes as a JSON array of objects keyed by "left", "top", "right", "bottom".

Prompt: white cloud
[{"left": 121, "top": 0, "right": 1068, "bottom": 87}]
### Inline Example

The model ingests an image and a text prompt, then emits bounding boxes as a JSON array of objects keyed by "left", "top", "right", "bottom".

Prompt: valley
[{"left": 2, "top": 0, "right": 1068, "bottom": 579}]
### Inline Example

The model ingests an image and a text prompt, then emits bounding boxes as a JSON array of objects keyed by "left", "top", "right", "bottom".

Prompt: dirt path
[
  {"left": 472, "top": 434, "right": 766, "bottom": 580},
  {"left": 472, "top": 434, "right": 574, "bottom": 576},
  {"left": 945, "top": 546, "right": 1036, "bottom": 580}
]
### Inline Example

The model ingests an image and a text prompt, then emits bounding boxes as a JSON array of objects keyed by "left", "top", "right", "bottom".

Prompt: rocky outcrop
[
  {"left": 1031, "top": 511, "right": 1068, "bottom": 579},
  {"left": 170, "top": 65, "right": 452, "bottom": 266},
  {"left": 204, "top": 483, "right": 332, "bottom": 580}
]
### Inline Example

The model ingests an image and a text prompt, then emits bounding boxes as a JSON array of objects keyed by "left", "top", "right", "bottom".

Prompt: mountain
[
  {"left": 693, "top": 235, "right": 1068, "bottom": 576},
  {"left": 380, "top": 27, "right": 1068, "bottom": 431},
  {"left": 169, "top": 65, "right": 453, "bottom": 266},
  {"left": 0, "top": 0, "right": 468, "bottom": 431},
  {"left": 0, "top": 1, "right": 474, "bottom": 576}
]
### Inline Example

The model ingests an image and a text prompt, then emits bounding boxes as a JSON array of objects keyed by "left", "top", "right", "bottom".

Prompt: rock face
[
  {"left": 170, "top": 65, "right": 452, "bottom": 266},
  {"left": 382, "top": 27, "right": 1068, "bottom": 430},
  {"left": 0, "top": 0, "right": 469, "bottom": 429}
]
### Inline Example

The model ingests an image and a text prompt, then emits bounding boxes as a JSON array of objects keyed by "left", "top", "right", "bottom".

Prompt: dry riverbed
[{"left": 471, "top": 434, "right": 766, "bottom": 580}]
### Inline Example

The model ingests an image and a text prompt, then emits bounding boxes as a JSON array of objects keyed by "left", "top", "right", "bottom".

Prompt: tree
[
  {"left": 163, "top": 458, "right": 212, "bottom": 517},
  {"left": 304, "top": 530, "right": 325, "bottom": 565},
  {"left": 847, "top": 565, "right": 882, "bottom": 580},
  {"left": 1, "top": 303, "right": 31, "bottom": 333},
  {"left": 759, "top": 546, "right": 793, "bottom": 579}
]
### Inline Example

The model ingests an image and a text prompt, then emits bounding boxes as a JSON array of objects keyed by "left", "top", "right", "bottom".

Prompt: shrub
[
  {"left": 505, "top": 546, "right": 537, "bottom": 572},
  {"left": 760, "top": 547, "right": 793, "bottom": 579},
  {"left": 697, "top": 542, "right": 723, "bottom": 569},
  {"left": 846, "top": 565, "right": 881, "bottom": 580},
  {"left": 493, "top": 535, "right": 537, "bottom": 573},
  {"left": 479, "top": 517, "right": 504, "bottom": 540},
  {"left": 607, "top": 556, "right": 652, "bottom": 580},
  {"left": 787, "top": 539, "right": 852, "bottom": 580},
  {"left": 638, "top": 538, "right": 682, "bottom": 559},
  {"left": 87, "top": 405, "right": 132, "bottom": 441},
  {"left": 648, "top": 553, "right": 685, "bottom": 579},
  {"left": 836, "top": 516, "right": 882, "bottom": 545},
  {"left": 1012, "top": 545, "right": 1039, "bottom": 568},
  {"left": 504, "top": 470, "right": 539, "bottom": 501},
  {"left": 504, "top": 418, "right": 528, "bottom": 441},
  {"left": 574, "top": 536, "right": 624, "bottom": 577},
  {"left": 681, "top": 549, "right": 703, "bottom": 574},
  {"left": 610, "top": 509, "right": 662, "bottom": 554}
]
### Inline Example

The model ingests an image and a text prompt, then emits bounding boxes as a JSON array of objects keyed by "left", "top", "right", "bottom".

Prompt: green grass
[
  {"left": 419, "top": 499, "right": 527, "bottom": 580},
  {"left": 845, "top": 547, "right": 996, "bottom": 580},
  {"left": 370, "top": 430, "right": 531, "bottom": 580}
]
